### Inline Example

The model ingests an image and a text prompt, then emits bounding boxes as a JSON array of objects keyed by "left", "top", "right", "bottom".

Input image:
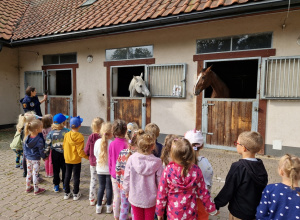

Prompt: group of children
[{"left": 10, "top": 112, "right": 300, "bottom": 220}]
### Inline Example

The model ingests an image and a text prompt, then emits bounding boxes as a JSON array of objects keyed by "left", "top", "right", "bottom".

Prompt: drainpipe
[{"left": 8, "top": 0, "right": 300, "bottom": 46}]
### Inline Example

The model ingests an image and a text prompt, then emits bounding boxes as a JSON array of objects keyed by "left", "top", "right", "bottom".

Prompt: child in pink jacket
[
  {"left": 123, "top": 132, "right": 163, "bottom": 220},
  {"left": 156, "top": 138, "right": 219, "bottom": 220}
]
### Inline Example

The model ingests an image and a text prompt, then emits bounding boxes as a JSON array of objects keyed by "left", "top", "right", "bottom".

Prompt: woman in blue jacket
[{"left": 20, "top": 86, "right": 47, "bottom": 116}]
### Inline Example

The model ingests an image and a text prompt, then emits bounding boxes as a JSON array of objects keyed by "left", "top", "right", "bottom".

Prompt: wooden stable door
[
  {"left": 204, "top": 101, "right": 253, "bottom": 147},
  {"left": 111, "top": 98, "right": 145, "bottom": 128}
]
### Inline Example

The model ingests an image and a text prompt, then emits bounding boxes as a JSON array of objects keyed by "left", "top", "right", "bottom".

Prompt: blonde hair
[
  {"left": 279, "top": 154, "right": 300, "bottom": 195},
  {"left": 137, "top": 132, "right": 155, "bottom": 154},
  {"left": 145, "top": 123, "right": 160, "bottom": 139},
  {"left": 126, "top": 122, "right": 139, "bottom": 141},
  {"left": 112, "top": 119, "right": 127, "bottom": 137},
  {"left": 238, "top": 131, "right": 263, "bottom": 153},
  {"left": 21, "top": 112, "right": 37, "bottom": 137},
  {"left": 42, "top": 114, "right": 53, "bottom": 129},
  {"left": 51, "top": 122, "right": 65, "bottom": 130},
  {"left": 170, "top": 138, "right": 195, "bottom": 177},
  {"left": 98, "top": 122, "right": 112, "bottom": 167},
  {"left": 91, "top": 117, "right": 104, "bottom": 133},
  {"left": 161, "top": 134, "right": 178, "bottom": 166},
  {"left": 23, "top": 119, "right": 42, "bottom": 141},
  {"left": 126, "top": 129, "right": 144, "bottom": 160}
]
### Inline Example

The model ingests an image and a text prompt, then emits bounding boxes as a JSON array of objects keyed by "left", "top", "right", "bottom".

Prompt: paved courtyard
[{"left": 0, "top": 128, "right": 281, "bottom": 220}]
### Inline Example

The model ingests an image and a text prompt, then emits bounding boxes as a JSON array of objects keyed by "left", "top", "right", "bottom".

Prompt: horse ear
[
  {"left": 133, "top": 76, "right": 138, "bottom": 82},
  {"left": 140, "top": 72, "right": 143, "bottom": 78},
  {"left": 207, "top": 65, "right": 213, "bottom": 72}
]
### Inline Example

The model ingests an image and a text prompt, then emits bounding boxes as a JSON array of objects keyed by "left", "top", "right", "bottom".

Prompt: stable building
[{"left": 1, "top": 0, "right": 300, "bottom": 156}]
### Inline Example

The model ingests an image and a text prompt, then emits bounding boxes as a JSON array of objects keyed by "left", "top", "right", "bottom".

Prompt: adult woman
[{"left": 20, "top": 86, "right": 47, "bottom": 116}]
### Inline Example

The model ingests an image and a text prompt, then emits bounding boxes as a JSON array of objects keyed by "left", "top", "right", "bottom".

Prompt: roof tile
[{"left": 0, "top": 0, "right": 260, "bottom": 41}]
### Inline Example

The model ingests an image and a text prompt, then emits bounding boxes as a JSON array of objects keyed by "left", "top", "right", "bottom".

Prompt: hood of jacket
[
  {"left": 166, "top": 162, "right": 200, "bottom": 191},
  {"left": 131, "top": 152, "right": 162, "bottom": 176},
  {"left": 65, "top": 131, "right": 84, "bottom": 146},
  {"left": 240, "top": 158, "right": 268, "bottom": 187},
  {"left": 26, "top": 135, "right": 40, "bottom": 149}
]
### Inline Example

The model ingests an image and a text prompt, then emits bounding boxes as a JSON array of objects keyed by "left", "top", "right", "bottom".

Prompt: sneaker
[
  {"left": 25, "top": 186, "right": 34, "bottom": 193},
  {"left": 96, "top": 205, "right": 102, "bottom": 214},
  {"left": 54, "top": 185, "right": 59, "bottom": 193},
  {"left": 90, "top": 199, "right": 97, "bottom": 206},
  {"left": 20, "top": 165, "right": 23, "bottom": 169},
  {"left": 15, "top": 163, "right": 20, "bottom": 168},
  {"left": 106, "top": 205, "right": 113, "bottom": 214},
  {"left": 73, "top": 192, "right": 81, "bottom": 201},
  {"left": 34, "top": 188, "right": 46, "bottom": 195},
  {"left": 64, "top": 192, "right": 72, "bottom": 200}
]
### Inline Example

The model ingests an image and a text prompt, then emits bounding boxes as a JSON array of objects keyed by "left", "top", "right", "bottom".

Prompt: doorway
[{"left": 202, "top": 58, "right": 260, "bottom": 150}]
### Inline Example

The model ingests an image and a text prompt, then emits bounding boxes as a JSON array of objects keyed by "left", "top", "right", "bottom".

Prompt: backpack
[{"left": 10, "top": 131, "right": 23, "bottom": 150}]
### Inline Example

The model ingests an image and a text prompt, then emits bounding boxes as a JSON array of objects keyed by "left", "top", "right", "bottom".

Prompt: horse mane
[{"left": 210, "top": 70, "right": 230, "bottom": 98}]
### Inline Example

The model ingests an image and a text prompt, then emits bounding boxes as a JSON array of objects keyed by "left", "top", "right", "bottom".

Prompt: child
[
  {"left": 45, "top": 113, "right": 69, "bottom": 193},
  {"left": 185, "top": 129, "right": 213, "bottom": 220},
  {"left": 256, "top": 154, "right": 300, "bottom": 220},
  {"left": 94, "top": 122, "right": 113, "bottom": 214},
  {"left": 145, "top": 123, "right": 163, "bottom": 158},
  {"left": 116, "top": 128, "right": 144, "bottom": 220},
  {"left": 23, "top": 119, "right": 47, "bottom": 195},
  {"left": 123, "top": 132, "right": 164, "bottom": 220},
  {"left": 20, "top": 112, "right": 36, "bottom": 177},
  {"left": 63, "top": 116, "right": 89, "bottom": 200},
  {"left": 109, "top": 119, "right": 128, "bottom": 220},
  {"left": 160, "top": 134, "right": 178, "bottom": 167},
  {"left": 42, "top": 114, "right": 53, "bottom": 178},
  {"left": 214, "top": 131, "right": 268, "bottom": 220},
  {"left": 10, "top": 114, "right": 26, "bottom": 169},
  {"left": 156, "top": 138, "right": 218, "bottom": 220},
  {"left": 84, "top": 117, "right": 104, "bottom": 206},
  {"left": 125, "top": 122, "right": 138, "bottom": 142}
]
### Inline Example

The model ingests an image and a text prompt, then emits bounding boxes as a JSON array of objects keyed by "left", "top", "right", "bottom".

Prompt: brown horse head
[{"left": 193, "top": 66, "right": 213, "bottom": 96}]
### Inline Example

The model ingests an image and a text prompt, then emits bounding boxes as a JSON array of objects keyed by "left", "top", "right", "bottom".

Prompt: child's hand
[
  {"left": 125, "top": 193, "right": 129, "bottom": 198},
  {"left": 157, "top": 216, "right": 163, "bottom": 220},
  {"left": 214, "top": 210, "right": 220, "bottom": 216}
]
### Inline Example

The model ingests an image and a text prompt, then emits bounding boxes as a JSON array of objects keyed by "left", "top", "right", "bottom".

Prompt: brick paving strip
[{"left": 0, "top": 128, "right": 281, "bottom": 220}]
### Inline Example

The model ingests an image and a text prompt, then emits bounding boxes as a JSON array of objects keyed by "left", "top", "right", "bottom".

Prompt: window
[
  {"left": 148, "top": 64, "right": 186, "bottom": 98},
  {"left": 261, "top": 56, "right": 300, "bottom": 99},
  {"left": 106, "top": 45, "right": 153, "bottom": 61},
  {"left": 24, "top": 71, "right": 44, "bottom": 95},
  {"left": 196, "top": 32, "right": 272, "bottom": 54},
  {"left": 43, "top": 53, "right": 77, "bottom": 65}
]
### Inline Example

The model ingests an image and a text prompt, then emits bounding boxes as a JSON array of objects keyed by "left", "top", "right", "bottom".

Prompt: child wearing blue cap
[
  {"left": 45, "top": 113, "right": 70, "bottom": 193},
  {"left": 63, "top": 116, "right": 89, "bottom": 201}
]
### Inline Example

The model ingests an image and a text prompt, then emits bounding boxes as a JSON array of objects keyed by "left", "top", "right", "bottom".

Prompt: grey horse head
[{"left": 129, "top": 73, "right": 151, "bottom": 97}]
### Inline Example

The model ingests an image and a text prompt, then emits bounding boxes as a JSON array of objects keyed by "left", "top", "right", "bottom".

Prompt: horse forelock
[{"left": 195, "top": 73, "right": 202, "bottom": 87}]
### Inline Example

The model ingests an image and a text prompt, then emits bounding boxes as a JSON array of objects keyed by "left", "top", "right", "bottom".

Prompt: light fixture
[
  {"left": 297, "top": 36, "right": 300, "bottom": 46},
  {"left": 87, "top": 55, "right": 93, "bottom": 63}
]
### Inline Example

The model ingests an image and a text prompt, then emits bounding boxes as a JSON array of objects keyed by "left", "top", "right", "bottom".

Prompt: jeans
[
  {"left": 52, "top": 150, "right": 66, "bottom": 186},
  {"left": 97, "top": 174, "right": 112, "bottom": 206}
]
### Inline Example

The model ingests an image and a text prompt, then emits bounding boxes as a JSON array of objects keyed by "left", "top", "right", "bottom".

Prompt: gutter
[{"left": 7, "top": 0, "right": 300, "bottom": 47}]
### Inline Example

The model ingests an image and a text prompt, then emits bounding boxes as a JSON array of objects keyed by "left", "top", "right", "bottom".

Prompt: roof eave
[{"left": 7, "top": 0, "right": 300, "bottom": 47}]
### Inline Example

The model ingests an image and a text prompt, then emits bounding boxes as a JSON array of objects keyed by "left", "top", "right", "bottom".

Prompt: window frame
[
  {"left": 43, "top": 53, "right": 77, "bottom": 65},
  {"left": 261, "top": 56, "right": 300, "bottom": 99},
  {"left": 196, "top": 32, "right": 273, "bottom": 55},
  {"left": 106, "top": 45, "right": 153, "bottom": 61}
]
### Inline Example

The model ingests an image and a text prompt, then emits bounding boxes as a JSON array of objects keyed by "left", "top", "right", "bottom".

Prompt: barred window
[
  {"left": 106, "top": 45, "right": 153, "bottom": 61},
  {"left": 148, "top": 64, "right": 186, "bottom": 98},
  {"left": 24, "top": 71, "right": 44, "bottom": 95},
  {"left": 261, "top": 56, "right": 300, "bottom": 99}
]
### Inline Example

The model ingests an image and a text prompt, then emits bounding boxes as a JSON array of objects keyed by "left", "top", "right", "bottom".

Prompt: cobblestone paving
[{"left": 0, "top": 128, "right": 281, "bottom": 220}]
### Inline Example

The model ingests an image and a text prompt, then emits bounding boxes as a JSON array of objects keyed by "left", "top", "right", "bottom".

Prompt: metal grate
[
  {"left": 148, "top": 64, "right": 186, "bottom": 98},
  {"left": 24, "top": 71, "right": 44, "bottom": 95},
  {"left": 262, "top": 56, "right": 300, "bottom": 99}
]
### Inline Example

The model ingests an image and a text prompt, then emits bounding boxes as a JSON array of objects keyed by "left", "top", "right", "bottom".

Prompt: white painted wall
[
  {"left": 17, "top": 9, "right": 300, "bottom": 148},
  {"left": 0, "top": 47, "right": 20, "bottom": 125}
]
